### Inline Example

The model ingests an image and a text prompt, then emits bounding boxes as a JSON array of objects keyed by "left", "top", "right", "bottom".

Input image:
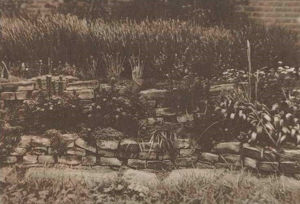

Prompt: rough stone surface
[
  {"left": 82, "top": 156, "right": 97, "bottom": 166},
  {"left": 98, "top": 149, "right": 116, "bottom": 157},
  {"left": 179, "top": 149, "right": 195, "bottom": 157},
  {"left": 258, "top": 162, "right": 279, "bottom": 173},
  {"left": 118, "top": 139, "right": 140, "bottom": 153},
  {"left": 38, "top": 155, "right": 56, "bottom": 164},
  {"left": 0, "top": 92, "right": 16, "bottom": 100},
  {"left": 99, "top": 157, "right": 122, "bottom": 167},
  {"left": 280, "top": 149, "right": 300, "bottom": 163},
  {"left": 30, "top": 136, "right": 51, "bottom": 147},
  {"left": 219, "top": 154, "right": 241, "bottom": 164},
  {"left": 242, "top": 144, "right": 277, "bottom": 161},
  {"left": 280, "top": 161, "right": 300, "bottom": 174},
  {"left": 1, "top": 156, "right": 18, "bottom": 164},
  {"left": 75, "top": 138, "right": 96, "bottom": 153},
  {"left": 139, "top": 89, "right": 168, "bottom": 100},
  {"left": 97, "top": 140, "right": 119, "bottom": 150},
  {"left": 212, "top": 142, "right": 241, "bottom": 154},
  {"left": 199, "top": 152, "right": 219, "bottom": 163},
  {"left": 147, "top": 160, "right": 173, "bottom": 170},
  {"left": 15, "top": 91, "right": 28, "bottom": 100},
  {"left": 58, "top": 156, "right": 81, "bottom": 165},
  {"left": 76, "top": 89, "right": 94, "bottom": 100},
  {"left": 61, "top": 133, "right": 79, "bottom": 142},
  {"left": 127, "top": 159, "right": 147, "bottom": 169},
  {"left": 244, "top": 157, "right": 257, "bottom": 169},
  {"left": 10, "top": 147, "right": 27, "bottom": 156},
  {"left": 174, "top": 139, "right": 190, "bottom": 149},
  {"left": 23, "top": 155, "right": 38, "bottom": 165},
  {"left": 66, "top": 147, "right": 86, "bottom": 156},
  {"left": 175, "top": 156, "right": 198, "bottom": 167},
  {"left": 31, "top": 146, "right": 48, "bottom": 155}
]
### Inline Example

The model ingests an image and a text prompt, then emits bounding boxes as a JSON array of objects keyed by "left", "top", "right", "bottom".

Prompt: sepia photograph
[{"left": 0, "top": 0, "right": 300, "bottom": 203}]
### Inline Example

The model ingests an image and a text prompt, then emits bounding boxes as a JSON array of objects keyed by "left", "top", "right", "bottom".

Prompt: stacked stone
[
  {"left": 198, "top": 142, "right": 242, "bottom": 169},
  {"left": 175, "top": 138, "right": 197, "bottom": 168}
]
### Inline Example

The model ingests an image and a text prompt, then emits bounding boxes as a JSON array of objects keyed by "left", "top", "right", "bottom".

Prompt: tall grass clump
[{"left": 0, "top": 14, "right": 298, "bottom": 80}]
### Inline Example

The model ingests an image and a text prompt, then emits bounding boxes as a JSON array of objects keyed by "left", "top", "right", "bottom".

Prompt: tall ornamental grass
[{"left": 0, "top": 15, "right": 298, "bottom": 79}]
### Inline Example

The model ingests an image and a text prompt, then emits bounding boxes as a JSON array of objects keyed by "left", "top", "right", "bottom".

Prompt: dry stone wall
[{"left": 1, "top": 76, "right": 300, "bottom": 177}]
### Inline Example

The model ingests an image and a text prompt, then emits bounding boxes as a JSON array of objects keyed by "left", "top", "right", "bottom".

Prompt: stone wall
[{"left": 1, "top": 76, "right": 300, "bottom": 177}]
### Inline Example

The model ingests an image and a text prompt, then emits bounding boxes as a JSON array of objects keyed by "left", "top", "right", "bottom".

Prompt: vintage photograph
[{"left": 0, "top": 0, "right": 300, "bottom": 203}]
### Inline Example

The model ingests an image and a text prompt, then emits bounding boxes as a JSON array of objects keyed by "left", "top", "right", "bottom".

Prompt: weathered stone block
[
  {"left": 195, "top": 162, "right": 215, "bottom": 169},
  {"left": 244, "top": 157, "right": 257, "bottom": 169},
  {"left": 280, "top": 161, "right": 300, "bottom": 174},
  {"left": 139, "top": 89, "right": 168, "bottom": 100},
  {"left": 0, "top": 83, "right": 18, "bottom": 92},
  {"left": 175, "top": 156, "right": 198, "bottom": 167},
  {"left": 155, "top": 108, "right": 176, "bottom": 117},
  {"left": 23, "top": 155, "right": 38, "bottom": 165},
  {"left": 280, "top": 149, "right": 300, "bottom": 163},
  {"left": 212, "top": 142, "right": 241, "bottom": 154},
  {"left": 127, "top": 159, "right": 147, "bottom": 169},
  {"left": 31, "top": 146, "right": 48, "bottom": 155},
  {"left": 82, "top": 156, "right": 97, "bottom": 166},
  {"left": 138, "top": 151, "right": 159, "bottom": 160},
  {"left": 76, "top": 89, "right": 94, "bottom": 100},
  {"left": 75, "top": 138, "right": 96, "bottom": 153},
  {"left": 119, "top": 139, "right": 140, "bottom": 153},
  {"left": 179, "top": 149, "right": 195, "bottom": 157},
  {"left": 174, "top": 139, "right": 191, "bottom": 149},
  {"left": 199, "top": 152, "right": 219, "bottom": 163},
  {"left": 61, "top": 133, "right": 79, "bottom": 142},
  {"left": 98, "top": 149, "right": 116, "bottom": 157},
  {"left": 242, "top": 144, "right": 277, "bottom": 161},
  {"left": 66, "top": 147, "right": 86, "bottom": 156},
  {"left": 10, "top": 147, "right": 27, "bottom": 156},
  {"left": 38, "top": 155, "right": 55, "bottom": 164},
  {"left": 67, "top": 80, "right": 98, "bottom": 90},
  {"left": 15, "top": 91, "right": 28, "bottom": 100},
  {"left": 97, "top": 140, "right": 119, "bottom": 150},
  {"left": 17, "top": 83, "right": 35, "bottom": 91},
  {"left": 99, "top": 157, "right": 122, "bottom": 167},
  {"left": 219, "top": 154, "right": 241, "bottom": 164},
  {"left": 147, "top": 160, "right": 173, "bottom": 170},
  {"left": 1, "top": 156, "right": 17, "bottom": 164},
  {"left": 58, "top": 156, "right": 81, "bottom": 165},
  {"left": 258, "top": 162, "right": 279, "bottom": 173},
  {"left": 1, "top": 92, "right": 16, "bottom": 100},
  {"left": 30, "top": 136, "right": 51, "bottom": 147}
]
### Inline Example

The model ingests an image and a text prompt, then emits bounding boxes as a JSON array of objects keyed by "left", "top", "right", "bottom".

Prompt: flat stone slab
[
  {"left": 82, "top": 156, "right": 97, "bottom": 166},
  {"left": 0, "top": 156, "right": 17, "bottom": 164},
  {"left": 147, "top": 160, "right": 174, "bottom": 170},
  {"left": 75, "top": 138, "right": 96, "bottom": 153},
  {"left": 76, "top": 89, "right": 94, "bottom": 100},
  {"left": 23, "top": 155, "right": 38, "bottom": 165},
  {"left": 258, "top": 162, "right": 279, "bottom": 173},
  {"left": 212, "top": 142, "right": 241, "bottom": 154},
  {"left": 118, "top": 139, "right": 140, "bottom": 153},
  {"left": 242, "top": 144, "right": 277, "bottom": 161},
  {"left": 127, "top": 159, "right": 147, "bottom": 169},
  {"left": 155, "top": 108, "right": 176, "bottom": 117},
  {"left": 97, "top": 140, "right": 119, "bottom": 150},
  {"left": 280, "top": 161, "right": 300, "bottom": 174},
  {"left": 58, "top": 156, "right": 81, "bottom": 166},
  {"left": 179, "top": 149, "right": 195, "bottom": 157},
  {"left": 99, "top": 157, "right": 122, "bottom": 167},
  {"left": 175, "top": 156, "right": 198, "bottom": 167},
  {"left": 280, "top": 149, "right": 300, "bottom": 163},
  {"left": 66, "top": 147, "right": 86, "bottom": 156},
  {"left": 244, "top": 157, "right": 257, "bottom": 169},
  {"left": 1, "top": 92, "right": 16, "bottom": 100},
  {"left": 199, "top": 152, "right": 219, "bottom": 163},
  {"left": 174, "top": 139, "right": 191, "bottom": 149},
  {"left": 10, "top": 147, "right": 27, "bottom": 156},
  {"left": 139, "top": 89, "right": 168, "bottom": 99},
  {"left": 38, "top": 155, "right": 56, "bottom": 164},
  {"left": 219, "top": 154, "right": 241, "bottom": 164}
]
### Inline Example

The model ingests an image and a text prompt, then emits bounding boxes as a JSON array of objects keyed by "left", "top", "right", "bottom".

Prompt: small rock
[
  {"left": 219, "top": 154, "right": 241, "bottom": 164},
  {"left": 58, "top": 156, "right": 81, "bottom": 165},
  {"left": 66, "top": 147, "right": 86, "bottom": 156},
  {"left": 199, "top": 152, "right": 219, "bottom": 163},
  {"left": 175, "top": 156, "right": 198, "bottom": 167},
  {"left": 97, "top": 140, "right": 119, "bottom": 150},
  {"left": 179, "top": 149, "right": 195, "bottom": 157},
  {"left": 75, "top": 138, "right": 96, "bottom": 153},
  {"left": 155, "top": 108, "right": 176, "bottom": 117},
  {"left": 139, "top": 89, "right": 168, "bottom": 100},
  {"left": 31, "top": 136, "right": 51, "bottom": 147},
  {"left": 38, "top": 155, "right": 55, "bottom": 164},
  {"left": 98, "top": 149, "right": 116, "bottom": 157},
  {"left": 242, "top": 144, "right": 277, "bottom": 161},
  {"left": 82, "top": 156, "right": 97, "bottom": 166},
  {"left": 147, "top": 160, "right": 174, "bottom": 170},
  {"left": 99, "top": 157, "right": 122, "bottom": 167},
  {"left": 31, "top": 146, "right": 48, "bottom": 155},
  {"left": 1, "top": 156, "right": 18, "bottom": 164},
  {"left": 258, "top": 162, "right": 279, "bottom": 173},
  {"left": 174, "top": 138, "right": 191, "bottom": 149},
  {"left": 23, "top": 155, "right": 38, "bottom": 164},
  {"left": 138, "top": 151, "right": 159, "bottom": 160},
  {"left": 280, "top": 149, "right": 300, "bottom": 163},
  {"left": 212, "top": 142, "right": 241, "bottom": 154},
  {"left": 76, "top": 89, "right": 94, "bottom": 100},
  {"left": 127, "top": 159, "right": 147, "bottom": 169},
  {"left": 243, "top": 157, "right": 257, "bottom": 169},
  {"left": 15, "top": 91, "right": 28, "bottom": 100},
  {"left": 10, "top": 147, "right": 27, "bottom": 156},
  {"left": 280, "top": 161, "right": 300, "bottom": 175}
]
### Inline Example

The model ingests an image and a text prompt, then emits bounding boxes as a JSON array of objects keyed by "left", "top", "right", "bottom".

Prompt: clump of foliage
[
  {"left": 1, "top": 15, "right": 298, "bottom": 80},
  {"left": 22, "top": 92, "right": 83, "bottom": 132},
  {"left": 44, "top": 129, "right": 68, "bottom": 156},
  {"left": 86, "top": 85, "right": 148, "bottom": 136}
]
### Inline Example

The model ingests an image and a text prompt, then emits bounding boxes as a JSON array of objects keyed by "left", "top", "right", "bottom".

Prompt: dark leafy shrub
[
  {"left": 22, "top": 92, "right": 83, "bottom": 132},
  {"left": 44, "top": 129, "right": 68, "bottom": 156},
  {"left": 0, "top": 121, "right": 22, "bottom": 156},
  {"left": 86, "top": 85, "right": 148, "bottom": 136}
]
